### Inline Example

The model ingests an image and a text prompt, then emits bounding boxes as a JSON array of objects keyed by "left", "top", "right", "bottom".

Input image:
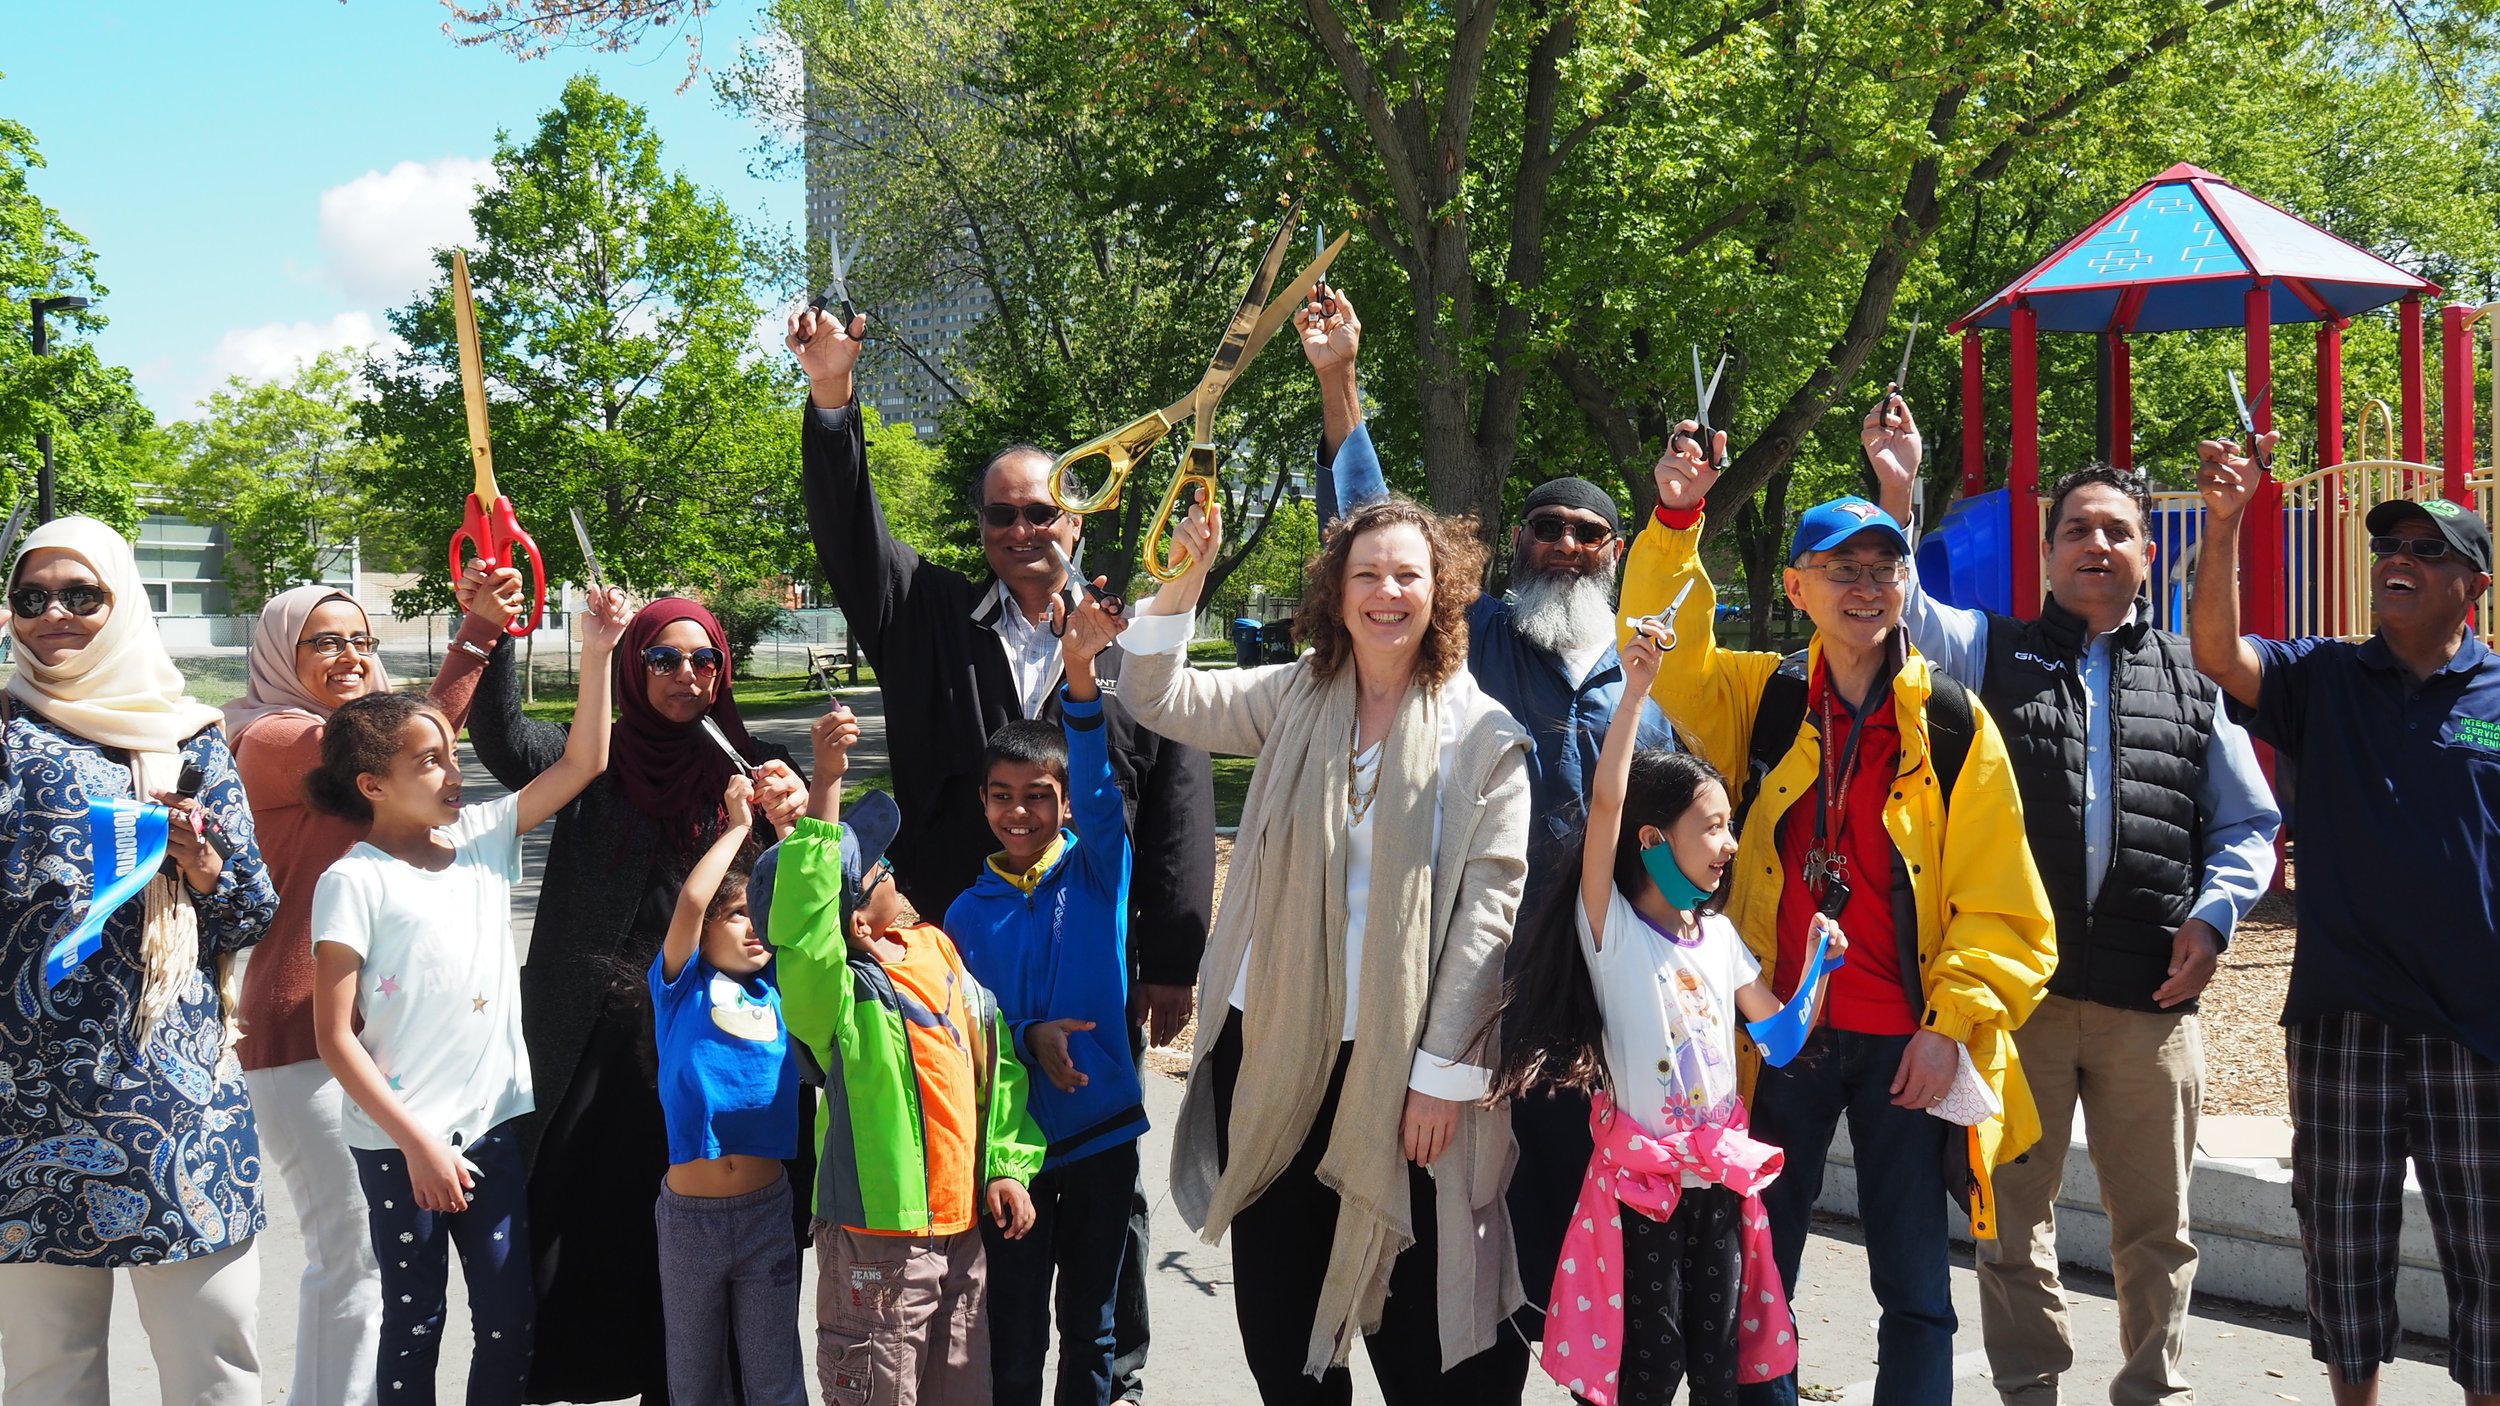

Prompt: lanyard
[{"left": 1810, "top": 685, "right": 1871, "bottom": 873}]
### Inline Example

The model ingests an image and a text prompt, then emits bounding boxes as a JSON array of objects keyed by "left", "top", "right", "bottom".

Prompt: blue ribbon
[
  {"left": 1745, "top": 926, "right": 1848, "bottom": 1068},
  {"left": 44, "top": 799, "right": 173, "bottom": 988}
]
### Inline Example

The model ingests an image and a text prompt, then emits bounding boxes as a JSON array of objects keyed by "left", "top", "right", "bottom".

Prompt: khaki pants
[
  {"left": 1976, "top": 994, "right": 2202, "bottom": 1406},
  {"left": 814, "top": 1221, "right": 990, "bottom": 1406},
  {"left": 0, "top": 1242, "right": 261, "bottom": 1406}
]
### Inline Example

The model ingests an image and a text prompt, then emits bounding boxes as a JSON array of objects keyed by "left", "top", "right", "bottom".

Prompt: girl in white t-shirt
[
  {"left": 1492, "top": 620, "right": 1839, "bottom": 1406},
  {"left": 306, "top": 588, "right": 628, "bottom": 1406}
]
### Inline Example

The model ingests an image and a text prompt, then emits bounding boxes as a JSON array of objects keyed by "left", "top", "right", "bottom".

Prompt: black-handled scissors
[
  {"left": 1047, "top": 543, "right": 1124, "bottom": 638},
  {"left": 2228, "top": 370, "right": 2274, "bottom": 472},
  {"left": 1672, "top": 345, "right": 1732, "bottom": 470}
]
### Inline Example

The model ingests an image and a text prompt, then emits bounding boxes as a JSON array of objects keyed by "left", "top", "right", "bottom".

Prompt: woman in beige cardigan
[{"left": 1118, "top": 495, "right": 1533, "bottom": 1405}]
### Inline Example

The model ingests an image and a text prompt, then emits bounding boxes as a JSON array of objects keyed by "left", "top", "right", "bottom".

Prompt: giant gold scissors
[{"left": 1051, "top": 204, "right": 1349, "bottom": 581}]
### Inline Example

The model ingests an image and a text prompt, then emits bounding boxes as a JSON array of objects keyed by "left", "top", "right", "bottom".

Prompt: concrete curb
[{"left": 1811, "top": 1118, "right": 2450, "bottom": 1335}]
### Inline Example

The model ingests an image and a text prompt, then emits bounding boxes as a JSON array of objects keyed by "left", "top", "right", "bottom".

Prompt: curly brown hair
[{"left": 1292, "top": 496, "right": 1485, "bottom": 689}]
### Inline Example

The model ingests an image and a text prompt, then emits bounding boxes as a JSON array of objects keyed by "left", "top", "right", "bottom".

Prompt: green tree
[
  {"left": 358, "top": 74, "right": 807, "bottom": 614},
  {"left": 165, "top": 351, "right": 388, "bottom": 612},
  {"left": 0, "top": 98, "right": 155, "bottom": 530}
]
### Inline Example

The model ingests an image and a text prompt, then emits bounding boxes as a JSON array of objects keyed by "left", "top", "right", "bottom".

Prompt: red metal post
[
  {"left": 2442, "top": 302, "right": 2477, "bottom": 506},
  {"left": 2402, "top": 295, "right": 2428, "bottom": 465},
  {"left": 2109, "top": 333, "right": 2134, "bottom": 471},
  {"left": 2244, "top": 284, "right": 2284, "bottom": 640},
  {"left": 2011, "top": 302, "right": 2041, "bottom": 618},
  {"left": 2319, "top": 321, "right": 2346, "bottom": 634},
  {"left": 1960, "top": 329, "right": 1986, "bottom": 498}
]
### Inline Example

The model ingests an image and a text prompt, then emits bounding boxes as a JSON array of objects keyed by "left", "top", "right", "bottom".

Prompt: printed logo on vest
[
  {"left": 2013, "top": 650, "right": 2069, "bottom": 673},
  {"left": 2452, "top": 716, "right": 2500, "bottom": 753}
]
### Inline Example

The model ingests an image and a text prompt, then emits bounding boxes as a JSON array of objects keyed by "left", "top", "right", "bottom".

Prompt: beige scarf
[
  {"left": 1202, "top": 663, "right": 1441, "bottom": 1373},
  {"left": 8, "top": 517, "right": 228, "bottom": 1047}
]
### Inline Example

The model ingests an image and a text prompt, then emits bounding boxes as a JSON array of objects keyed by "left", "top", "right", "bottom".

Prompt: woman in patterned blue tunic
[{"left": 0, "top": 516, "right": 278, "bottom": 1406}]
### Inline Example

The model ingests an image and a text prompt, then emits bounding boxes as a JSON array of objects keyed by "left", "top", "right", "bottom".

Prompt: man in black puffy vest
[{"left": 1866, "top": 395, "right": 2281, "bottom": 1406}]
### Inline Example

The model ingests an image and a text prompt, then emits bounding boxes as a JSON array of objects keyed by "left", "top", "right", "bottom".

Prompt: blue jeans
[
  {"left": 1738, "top": 1030, "right": 1956, "bottom": 1406},
  {"left": 352, "top": 1121, "right": 534, "bottom": 1406},
  {"left": 983, "top": 1139, "right": 1141, "bottom": 1406}
]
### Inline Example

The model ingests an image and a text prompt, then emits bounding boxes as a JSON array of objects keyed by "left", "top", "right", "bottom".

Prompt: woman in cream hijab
[
  {"left": 0, "top": 516, "right": 278, "bottom": 1406},
  {"left": 220, "top": 568, "right": 514, "bottom": 1406}
]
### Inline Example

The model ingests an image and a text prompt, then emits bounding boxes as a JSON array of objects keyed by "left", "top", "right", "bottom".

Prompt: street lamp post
[{"left": 30, "top": 295, "right": 92, "bottom": 522}]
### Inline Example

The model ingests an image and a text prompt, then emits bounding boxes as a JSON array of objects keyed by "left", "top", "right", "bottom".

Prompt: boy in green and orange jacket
[{"left": 755, "top": 705, "right": 1045, "bottom": 1406}]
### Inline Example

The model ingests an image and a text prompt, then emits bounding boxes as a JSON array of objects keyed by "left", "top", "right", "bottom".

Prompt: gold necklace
[{"left": 1347, "top": 723, "right": 1384, "bottom": 827}]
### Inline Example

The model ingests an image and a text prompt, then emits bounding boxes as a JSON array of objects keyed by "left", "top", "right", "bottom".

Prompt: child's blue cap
[
  {"left": 746, "top": 789, "right": 903, "bottom": 945},
  {"left": 1788, "top": 496, "right": 1910, "bottom": 564}
]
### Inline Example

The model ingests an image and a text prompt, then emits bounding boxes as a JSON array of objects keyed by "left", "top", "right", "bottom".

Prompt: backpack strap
[
  {"left": 1924, "top": 665, "right": 1975, "bottom": 802},
  {"left": 1732, "top": 650, "right": 1811, "bottom": 837}
]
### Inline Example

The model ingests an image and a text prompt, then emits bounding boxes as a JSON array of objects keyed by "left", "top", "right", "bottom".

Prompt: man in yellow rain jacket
[{"left": 1622, "top": 429, "right": 2055, "bottom": 1406}]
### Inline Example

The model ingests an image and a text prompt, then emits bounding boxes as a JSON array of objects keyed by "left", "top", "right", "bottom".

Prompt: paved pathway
[{"left": 93, "top": 690, "right": 2461, "bottom": 1402}]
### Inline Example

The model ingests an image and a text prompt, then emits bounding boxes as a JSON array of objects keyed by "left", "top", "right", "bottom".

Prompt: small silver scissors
[
  {"left": 1672, "top": 346, "right": 1732, "bottom": 470},
  {"left": 2227, "top": 370, "right": 2274, "bottom": 472},
  {"left": 1624, "top": 578, "right": 1702, "bottom": 652}
]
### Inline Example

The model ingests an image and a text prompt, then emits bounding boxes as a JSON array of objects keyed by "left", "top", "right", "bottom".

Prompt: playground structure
[{"left": 1921, "top": 163, "right": 2499, "bottom": 645}]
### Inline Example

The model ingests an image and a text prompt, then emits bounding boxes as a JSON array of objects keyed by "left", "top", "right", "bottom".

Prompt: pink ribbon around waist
[{"left": 1537, "top": 1089, "right": 1798, "bottom": 1403}]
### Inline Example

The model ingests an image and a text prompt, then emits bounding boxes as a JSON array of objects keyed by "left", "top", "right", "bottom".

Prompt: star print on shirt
[
  {"left": 472, "top": 995, "right": 489, "bottom": 1013},
  {"left": 377, "top": 976, "right": 400, "bottom": 997}
]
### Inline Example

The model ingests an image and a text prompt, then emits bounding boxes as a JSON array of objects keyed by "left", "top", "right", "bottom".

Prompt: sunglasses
[
  {"left": 1795, "top": 559, "right": 1908, "bottom": 586},
  {"left": 860, "top": 860, "right": 897, "bottom": 901},
  {"left": 1523, "top": 514, "right": 1614, "bottom": 546},
  {"left": 299, "top": 632, "right": 381, "bottom": 661},
  {"left": 980, "top": 502, "right": 1065, "bottom": 530},
  {"left": 9, "top": 584, "right": 111, "bottom": 619},
  {"left": 641, "top": 644, "right": 724, "bottom": 676},
  {"left": 2369, "top": 536, "right": 2456, "bottom": 561}
]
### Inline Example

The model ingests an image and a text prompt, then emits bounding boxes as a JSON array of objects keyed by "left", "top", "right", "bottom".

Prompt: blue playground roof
[{"left": 1952, "top": 164, "right": 2439, "bottom": 334}]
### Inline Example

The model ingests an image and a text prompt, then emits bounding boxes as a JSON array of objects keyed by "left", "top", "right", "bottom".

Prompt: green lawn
[{"left": 1212, "top": 755, "right": 1253, "bottom": 827}]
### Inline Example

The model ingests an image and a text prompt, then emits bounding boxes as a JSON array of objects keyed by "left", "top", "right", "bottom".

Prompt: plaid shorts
[{"left": 2288, "top": 1010, "right": 2500, "bottom": 1392}]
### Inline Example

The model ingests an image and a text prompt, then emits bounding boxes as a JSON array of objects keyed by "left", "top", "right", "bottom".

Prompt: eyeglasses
[
  {"left": 9, "top": 584, "right": 112, "bottom": 619},
  {"left": 1524, "top": 515, "right": 1614, "bottom": 546},
  {"left": 859, "top": 861, "right": 896, "bottom": 901},
  {"left": 2369, "top": 536, "right": 2455, "bottom": 561},
  {"left": 1795, "top": 560, "right": 1908, "bottom": 586},
  {"left": 980, "top": 502, "right": 1065, "bottom": 530},
  {"left": 641, "top": 644, "right": 724, "bottom": 676},
  {"left": 298, "top": 632, "right": 381, "bottom": 660}
]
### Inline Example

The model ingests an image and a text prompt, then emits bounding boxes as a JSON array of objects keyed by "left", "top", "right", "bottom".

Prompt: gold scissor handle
[
  {"left": 1050, "top": 405, "right": 1185, "bottom": 516},
  {"left": 1140, "top": 444, "right": 1221, "bottom": 582}
]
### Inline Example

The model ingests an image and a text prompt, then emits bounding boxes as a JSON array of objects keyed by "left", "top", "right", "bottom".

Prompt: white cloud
[
  {"left": 317, "top": 156, "right": 498, "bottom": 305},
  {"left": 203, "top": 312, "right": 395, "bottom": 390}
]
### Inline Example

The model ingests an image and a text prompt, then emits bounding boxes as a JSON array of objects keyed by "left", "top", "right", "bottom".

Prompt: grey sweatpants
[{"left": 655, "top": 1172, "right": 807, "bottom": 1406}]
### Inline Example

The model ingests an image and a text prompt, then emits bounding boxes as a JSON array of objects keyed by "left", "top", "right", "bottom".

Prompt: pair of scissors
[
  {"left": 808, "top": 221, "right": 856, "bottom": 323},
  {"left": 1672, "top": 346, "right": 1732, "bottom": 471},
  {"left": 444, "top": 250, "right": 547, "bottom": 635},
  {"left": 1623, "top": 578, "right": 1701, "bottom": 652},
  {"left": 1046, "top": 542, "right": 1123, "bottom": 637},
  {"left": 2227, "top": 370, "right": 2274, "bottom": 472},
  {"left": 0, "top": 492, "right": 33, "bottom": 567},
  {"left": 1052, "top": 203, "right": 1349, "bottom": 581},
  {"left": 1878, "top": 314, "right": 1920, "bottom": 409}
]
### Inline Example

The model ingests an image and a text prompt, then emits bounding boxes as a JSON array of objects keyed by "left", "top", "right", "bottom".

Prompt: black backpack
[{"left": 1730, "top": 650, "right": 1976, "bottom": 837}]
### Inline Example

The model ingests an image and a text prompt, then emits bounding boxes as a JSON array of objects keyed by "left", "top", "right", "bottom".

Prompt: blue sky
[{"left": 6, "top": 2, "right": 800, "bottom": 418}]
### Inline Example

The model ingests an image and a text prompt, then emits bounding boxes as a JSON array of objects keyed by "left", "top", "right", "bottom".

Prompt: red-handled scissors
[{"left": 445, "top": 249, "right": 546, "bottom": 635}]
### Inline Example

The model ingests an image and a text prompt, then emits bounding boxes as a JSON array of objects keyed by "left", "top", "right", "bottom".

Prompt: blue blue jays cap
[
  {"left": 746, "top": 788, "right": 902, "bottom": 946},
  {"left": 1788, "top": 496, "right": 1911, "bottom": 565}
]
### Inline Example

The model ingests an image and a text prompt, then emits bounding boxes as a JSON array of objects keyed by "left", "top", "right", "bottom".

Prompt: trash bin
[
  {"left": 1231, "top": 617, "right": 1264, "bottom": 668},
  {"left": 1258, "top": 619, "right": 1297, "bottom": 663}
]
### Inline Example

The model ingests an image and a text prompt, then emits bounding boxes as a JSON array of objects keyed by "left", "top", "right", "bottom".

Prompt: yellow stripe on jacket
[{"left": 1617, "top": 510, "right": 2058, "bottom": 1239}]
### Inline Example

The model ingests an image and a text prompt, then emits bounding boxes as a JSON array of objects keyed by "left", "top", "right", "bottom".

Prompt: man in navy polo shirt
[{"left": 2192, "top": 430, "right": 2500, "bottom": 1406}]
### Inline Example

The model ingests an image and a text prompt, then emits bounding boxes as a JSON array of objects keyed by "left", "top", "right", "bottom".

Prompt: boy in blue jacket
[{"left": 945, "top": 590, "right": 1144, "bottom": 1406}]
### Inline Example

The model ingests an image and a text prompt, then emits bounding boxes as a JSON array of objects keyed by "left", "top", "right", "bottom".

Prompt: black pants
[
  {"left": 1506, "top": 1085, "right": 1595, "bottom": 1342},
  {"left": 1607, "top": 1186, "right": 1746, "bottom": 1406},
  {"left": 1112, "top": 1016, "right": 1151, "bottom": 1399},
  {"left": 1210, "top": 1018, "right": 1530, "bottom": 1406},
  {"left": 984, "top": 1140, "right": 1141, "bottom": 1406},
  {"left": 525, "top": 1011, "right": 670, "bottom": 1404}
]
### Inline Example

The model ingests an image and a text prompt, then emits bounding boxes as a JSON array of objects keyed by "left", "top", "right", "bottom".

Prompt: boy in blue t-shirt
[
  {"left": 648, "top": 773, "right": 804, "bottom": 1406},
  {"left": 944, "top": 592, "right": 1145, "bottom": 1406}
]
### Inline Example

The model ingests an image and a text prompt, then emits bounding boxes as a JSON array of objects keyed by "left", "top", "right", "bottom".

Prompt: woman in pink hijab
[{"left": 223, "top": 566, "right": 520, "bottom": 1406}]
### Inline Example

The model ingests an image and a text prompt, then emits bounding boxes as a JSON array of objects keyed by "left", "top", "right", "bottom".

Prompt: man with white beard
[{"left": 1301, "top": 289, "right": 1677, "bottom": 1346}]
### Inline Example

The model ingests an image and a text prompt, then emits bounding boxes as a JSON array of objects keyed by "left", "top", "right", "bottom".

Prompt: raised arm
[
  {"left": 2189, "top": 433, "right": 2277, "bottom": 708},
  {"left": 513, "top": 588, "right": 628, "bottom": 833},
  {"left": 1583, "top": 621, "right": 1668, "bottom": 950},
  {"left": 1861, "top": 394, "right": 1987, "bottom": 683},
  {"left": 660, "top": 775, "right": 756, "bottom": 982},
  {"left": 466, "top": 635, "right": 568, "bottom": 791},
  {"left": 1056, "top": 595, "right": 1133, "bottom": 857},
  {"left": 431, "top": 562, "right": 530, "bottom": 731},
  {"left": 1621, "top": 434, "right": 1781, "bottom": 780},
  {"left": 1120, "top": 500, "right": 1306, "bottom": 757}
]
